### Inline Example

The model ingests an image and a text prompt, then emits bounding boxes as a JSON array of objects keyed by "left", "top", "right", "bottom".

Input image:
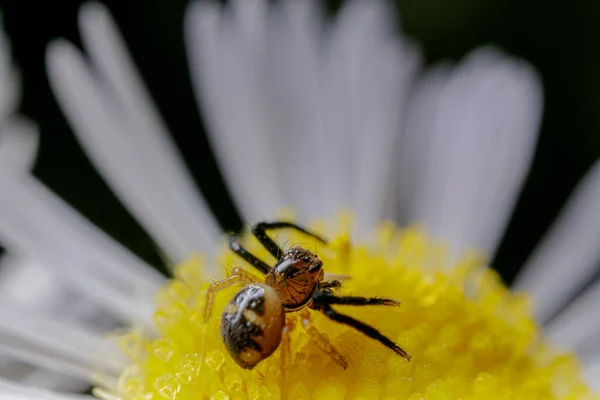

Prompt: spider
[{"left": 203, "top": 221, "right": 411, "bottom": 371}]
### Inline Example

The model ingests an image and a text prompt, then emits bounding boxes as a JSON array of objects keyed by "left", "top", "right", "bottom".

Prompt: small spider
[{"left": 204, "top": 221, "right": 411, "bottom": 371}]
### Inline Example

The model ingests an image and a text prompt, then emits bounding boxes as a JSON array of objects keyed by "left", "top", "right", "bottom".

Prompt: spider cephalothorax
[{"left": 265, "top": 246, "right": 324, "bottom": 311}]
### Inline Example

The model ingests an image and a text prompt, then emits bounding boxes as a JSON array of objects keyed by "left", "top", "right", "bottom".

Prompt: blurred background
[{"left": 1, "top": 0, "right": 599, "bottom": 283}]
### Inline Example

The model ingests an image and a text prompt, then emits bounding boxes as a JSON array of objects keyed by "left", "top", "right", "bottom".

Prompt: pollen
[{"left": 96, "top": 218, "right": 598, "bottom": 400}]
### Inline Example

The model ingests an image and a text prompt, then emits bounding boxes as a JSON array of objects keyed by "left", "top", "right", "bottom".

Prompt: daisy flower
[{"left": 0, "top": 0, "right": 599, "bottom": 399}]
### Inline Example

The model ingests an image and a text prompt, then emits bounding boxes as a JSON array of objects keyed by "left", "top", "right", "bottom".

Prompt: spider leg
[
  {"left": 312, "top": 303, "right": 411, "bottom": 361},
  {"left": 229, "top": 236, "right": 271, "bottom": 275},
  {"left": 252, "top": 221, "right": 328, "bottom": 259},
  {"left": 203, "top": 267, "right": 258, "bottom": 323},
  {"left": 323, "top": 273, "right": 351, "bottom": 282},
  {"left": 299, "top": 309, "right": 348, "bottom": 369},
  {"left": 313, "top": 292, "right": 401, "bottom": 307},
  {"left": 319, "top": 280, "right": 342, "bottom": 290},
  {"left": 280, "top": 317, "right": 296, "bottom": 399}
]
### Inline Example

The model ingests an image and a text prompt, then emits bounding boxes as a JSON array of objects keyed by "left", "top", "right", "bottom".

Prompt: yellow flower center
[{"left": 95, "top": 217, "right": 597, "bottom": 400}]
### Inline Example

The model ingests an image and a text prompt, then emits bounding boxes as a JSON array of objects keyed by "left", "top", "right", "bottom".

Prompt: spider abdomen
[{"left": 220, "top": 283, "right": 285, "bottom": 369}]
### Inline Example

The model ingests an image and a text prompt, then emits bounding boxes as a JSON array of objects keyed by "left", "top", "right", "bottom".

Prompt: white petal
[
  {"left": 186, "top": 0, "right": 286, "bottom": 222},
  {"left": 396, "top": 64, "right": 451, "bottom": 229},
  {"left": 0, "top": 171, "right": 162, "bottom": 326},
  {"left": 0, "top": 117, "right": 39, "bottom": 171},
  {"left": 582, "top": 352, "right": 600, "bottom": 391},
  {"left": 187, "top": 0, "right": 421, "bottom": 228},
  {"left": 19, "top": 370, "right": 90, "bottom": 394},
  {"left": 46, "top": 3, "right": 222, "bottom": 265},
  {"left": 0, "top": 376, "right": 90, "bottom": 400},
  {"left": 340, "top": 2, "right": 420, "bottom": 234},
  {"left": 0, "top": 22, "right": 20, "bottom": 124},
  {"left": 545, "top": 277, "right": 600, "bottom": 353},
  {"left": 0, "top": 254, "right": 120, "bottom": 333},
  {"left": 515, "top": 160, "right": 600, "bottom": 323},
  {"left": 0, "top": 255, "right": 74, "bottom": 318},
  {"left": 229, "top": 0, "right": 269, "bottom": 49},
  {"left": 398, "top": 47, "right": 542, "bottom": 260},
  {"left": 0, "top": 301, "right": 124, "bottom": 378},
  {"left": 266, "top": 0, "right": 421, "bottom": 229},
  {"left": 0, "top": 22, "right": 33, "bottom": 172},
  {"left": 318, "top": 0, "right": 421, "bottom": 233},
  {"left": 0, "top": 339, "right": 103, "bottom": 391},
  {"left": 0, "top": 359, "right": 89, "bottom": 392},
  {"left": 261, "top": 0, "right": 326, "bottom": 221}
]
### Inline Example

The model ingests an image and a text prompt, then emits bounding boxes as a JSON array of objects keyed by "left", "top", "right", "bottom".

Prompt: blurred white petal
[
  {"left": 0, "top": 256, "right": 62, "bottom": 312},
  {"left": 0, "top": 376, "right": 90, "bottom": 400},
  {"left": 0, "top": 358, "right": 84, "bottom": 392},
  {"left": 0, "top": 301, "right": 123, "bottom": 379},
  {"left": 0, "top": 171, "right": 161, "bottom": 327},
  {"left": 46, "top": 2, "right": 221, "bottom": 265},
  {"left": 583, "top": 353, "right": 600, "bottom": 391},
  {"left": 331, "top": 1, "right": 420, "bottom": 234},
  {"left": 399, "top": 47, "right": 542, "bottom": 260},
  {"left": 515, "top": 160, "right": 600, "bottom": 323},
  {"left": 18, "top": 370, "right": 89, "bottom": 394},
  {"left": 0, "top": 117, "right": 38, "bottom": 171},
  {"left": 0, "top": 17, "right": 120, "bottom": 390},
  {"left": 0, "top": 22, "right": 36, "bottom": 173},
  {"left": 0, "top": 361, "right": 90, "bottom": 393},
  {"left": 0, "top": 255, "right": 80, "bottom": 322},
  {"left": 546, "top": 277, "right": 600, "bottom": 353},
  {"left": 187, "top": 0, "right": 420, "bottom": 229},
  {"left": 0, "top": 21, "right": 20, "bottom": 124},
  {"left": 0, "top": 254, "right": 121, "bottom": 333},
  {"left": 186, "top": 0, "right": 286, "bottom": 222},
  {"left": 261, "top": 0, "right": 326, "bottom": 221}
]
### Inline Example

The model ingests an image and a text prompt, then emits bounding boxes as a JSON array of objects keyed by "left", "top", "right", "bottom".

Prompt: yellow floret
[{"left": 95, "top": 217, "right": 598, "bottom": 400}]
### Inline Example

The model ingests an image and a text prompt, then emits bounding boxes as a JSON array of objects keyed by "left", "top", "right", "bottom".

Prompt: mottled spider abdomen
[{"left": 220, "top": 283, "right": 285, "bottom": 369}]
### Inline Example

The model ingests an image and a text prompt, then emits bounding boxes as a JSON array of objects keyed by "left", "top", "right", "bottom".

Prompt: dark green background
[{"left": 1, "top": 0, "right": 599, "bottom": 284}]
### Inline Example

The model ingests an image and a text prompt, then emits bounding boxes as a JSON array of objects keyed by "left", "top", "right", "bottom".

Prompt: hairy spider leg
[
  {"left": 229, "top": 236, "right": 271, "bottom": 275},
  {"left": 299, "top": 309, "right": 349, "bottom": 369},
  {"left": 319, "top": 280, "right": 343, "bottom": 290},
  {"left": 313, "top": 303, "right": 411, "bottom": 362},
  {"left": 252, "top": 221, "right": 328, "bottom": 260},
  {"left": 203, "top": 267, "right": 259, "bottom": 322},
  {"left": 314, "top": 293, "right": 401, "bottom": 307},
  {"left": 280, "top": 318, "right": 296, "bottom": 398},
  {"left": 323, "top": 273, "right": 351, "bottom": 282}
]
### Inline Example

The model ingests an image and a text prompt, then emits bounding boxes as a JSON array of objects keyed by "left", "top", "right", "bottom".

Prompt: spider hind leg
[
  {"left": 299, "top": 310, "right": 348, "bottom": 369},
  {"left": 314, "top": 303, "right": 411, "bottom": 362},
  {"left": 314, "top": 293, "right": 401, "bottom": 307},
  {"left": 280, "top": 317, "right": 295, "bottom": 398}
]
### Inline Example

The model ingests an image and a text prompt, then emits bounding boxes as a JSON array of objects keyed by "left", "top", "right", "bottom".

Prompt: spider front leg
[
  {"left": 252, "top": 221, "right": 328, "bottom": 259},
  {"left": 203, "top": 267, "right": 259, "bottom": 322},
  {"left": 229, "top": 236, "right": 271, "bottom": 275},
  {"left": 299, "top": 309, "right": 348, "bottom": 369}
]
